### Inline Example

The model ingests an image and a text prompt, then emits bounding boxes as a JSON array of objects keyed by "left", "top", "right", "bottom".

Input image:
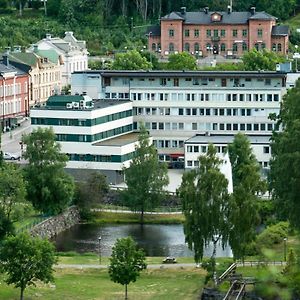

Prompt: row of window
[
  {"left": 186, "top": 145, "right": 270, "bottom": 154},
  {"left": 0, "top": 83, "right": 27, "bottom": 97},
  {"left": 186, "top": 160, "right": 269, "bottom": 168},
  {"left": 134, "top": 107, "right": 275, "bottom": 117},
  {"left": 130, "top": 92, "right": 280, "bottom": 102},
  {"left": 67, "top": 151, "right": 135, "bottom": 163},
  {"left": 181, "top": 42, "right": 249, "bottom": 53},
  {"left": 33, "top": 72, "right": 60, "bottom": 85},
  {"left": 141, "top": 122, "right": 276, "bottom": 133},
  {"left": 55, "top": 124, "right": 133, "bottom": 142},
  {"left": 31, "top": 110, "right": 132, "bottom": 127},
  {"left": 0, "top": 99, "right": 23, "bottom": 116}
]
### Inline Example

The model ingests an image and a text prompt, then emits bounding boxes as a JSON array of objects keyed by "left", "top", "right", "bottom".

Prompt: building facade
[
  {"left": 34, "top": 32, "right": 88, "bottom": 86},
  {"left": 147, "top": 6, "right": 289, "bottom": 58},
  {"left": 0, "top": 57, "right": 29, "bottom": 131},
  {"left": 71, "top": 70, "right": 287, "bottom": 168},
  {"left": 7, "top": 46, "right": 62, "bottom": 107},
  {"left": 30, "top": 95, "right": 138, "bottom": 184}
]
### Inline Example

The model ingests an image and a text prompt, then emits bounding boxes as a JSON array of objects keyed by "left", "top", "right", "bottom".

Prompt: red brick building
[
  {"left": 147, "top": 7, "right": 289, "bottom": 58},
  {"left": 0, "top": 56, "right": 30, "bottom": 131}
]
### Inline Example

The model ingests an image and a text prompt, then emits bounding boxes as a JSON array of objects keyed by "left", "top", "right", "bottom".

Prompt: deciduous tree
[
  {"left": 167, "top": 52, "right": 197, "bottom": 70},
  {"left": 109, "top": 237, "right": 146, "bottom": 300},
  {"left": 111, "top": 50, "right": 152, "bottom": 70},
  {"left": 228, "top": 133, "right": 267, "bottom": 260},
  {"left": 0, "top": 233, "right": 57, "bottom": 300},
  {"left": 270, "top": 79, "right": 300, "bottom": 229},
  {"left": 22, "top": 127, "right": 74, "bottom": 215},
  {"left": 178, "top": 144, "right": 230, "bottom": 282},
  {"left": 122, "top": 125, "right": 169, "bottom": 223}
]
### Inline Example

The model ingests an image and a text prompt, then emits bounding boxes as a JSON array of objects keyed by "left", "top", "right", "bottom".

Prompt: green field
[{"left": 0, "top": 268, "right": 206, "bottom": 300}]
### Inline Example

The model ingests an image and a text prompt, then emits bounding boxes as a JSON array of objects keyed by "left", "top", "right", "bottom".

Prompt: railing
[
  {"left": 218, "top": 262, "right": 237, "bottom": 284},
  {"left": 237, "top": 260, "right": 286, "bottom": 267}
]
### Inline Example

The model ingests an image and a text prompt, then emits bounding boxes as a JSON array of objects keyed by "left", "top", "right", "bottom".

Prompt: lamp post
[
  {"left": 98, "top": 236, "right": 102, "bottom": 264},
  {"left": 283, "top": 237, "right": 287, "bottom": 262},
  {"left": 295, "top": 45, "right": 298, "bottom": 72}
]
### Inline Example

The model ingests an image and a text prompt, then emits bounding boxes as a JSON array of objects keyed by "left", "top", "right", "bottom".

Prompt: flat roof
[
  {"left": 185, "top": 134, "right": 271, "bottom": 145},
  {"left": 32, "top": 98, "right": 131, "bottom": 111},
  {"left": 73, "top": 70, "right": 287, "bottom": 78},
  {"left": 93, "top": 132, "right": 139, "bottom": 147}
]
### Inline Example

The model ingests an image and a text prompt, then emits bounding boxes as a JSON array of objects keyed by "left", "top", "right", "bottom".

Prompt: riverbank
[{"left": 92, "top": 210, "right": 185, "bottom": 224}]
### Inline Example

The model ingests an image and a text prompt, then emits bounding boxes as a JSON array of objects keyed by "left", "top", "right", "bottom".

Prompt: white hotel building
[
  {"left": 30, "top": 95, "right": 139, "bottom": 183},
  {"left": 71, "top": 70, "right": 287, "bottom": 169}
]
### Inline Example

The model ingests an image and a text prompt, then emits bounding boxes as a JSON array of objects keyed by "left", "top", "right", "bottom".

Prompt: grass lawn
[
  {"left": 93, "top": 211, "right": 185, "bottom": 224},
  {"left": 0, "top": 268, "right": 206, "bottom": 300}
]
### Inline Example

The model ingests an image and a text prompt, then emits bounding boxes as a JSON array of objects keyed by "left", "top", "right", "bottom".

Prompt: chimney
[
  {"left": 65, "top": 31, "right": 74, "bottom": 37},
  {"left": 250, "top": 7, "right": 256, "bottom": 15},
  {"left": 204, "top": 7, "right": 209, "bottom": 14},
  {"left": 46, "top": 33, "right": 52, "bottom": 40},
  {"left": 33, "top": 44, "right": 38, "bottom": 53},
  {"left": 227, "top": 5, "right": 232, "bottom": 14},
  {"left": 3, "top": 47, "right": 10, "bottom": 66},
  {"left": 13, "top": 45, "right": 21, "bottom": 52},
  {"left": 180, "top": 7, "right": 186, "bottom": 15}
]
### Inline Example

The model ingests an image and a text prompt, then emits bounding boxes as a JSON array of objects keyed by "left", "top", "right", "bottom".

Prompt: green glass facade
[{"left": 67, "top": 151, "right": 135, "bottom": 163}]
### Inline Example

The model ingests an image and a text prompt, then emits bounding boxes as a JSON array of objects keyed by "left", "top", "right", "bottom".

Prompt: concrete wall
[{"left": 30, "top": 206, "right": 80, "bottom": 239}]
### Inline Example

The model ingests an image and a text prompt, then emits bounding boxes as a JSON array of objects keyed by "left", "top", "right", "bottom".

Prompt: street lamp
[
  {"left": 283, "top": 237, "right": 287, "bottom": 262},
  {"left": 98, "top": 236, "right": 102, "bottom": 264},
  {"left": 295, "top": 45, "right": 298, "bottom": 72}
]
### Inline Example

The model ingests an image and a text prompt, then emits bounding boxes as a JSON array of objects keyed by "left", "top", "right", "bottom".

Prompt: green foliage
[
  {"left": 257, "top": 200, "right": 276, "bottom": 225},
  {"left": 0, "top": 233, "right": 57, "bottom": 300},
  {"left": 108, "top": 237, "right": 147, "bottom": 299},
  {"left": 178, "top": 144, "right": 230, "bottom": 271},
  {"left": 242, "top": 49, "right": 286, "bottom": 71},
  {"left": 201, "top": 62, "right": 245, "bottom": 71},
  {"left": 256, "top": 222, "right": 289, "bottom": 250},
  {"left": 122, "top": 125, "right": 169, "bottom": 223},
  {"left": 0, "top": 208, "right": 14, "bottom": 241},
  {"left": 228, "top": 133, "right": 267, "bottom": 260},
  {"left": 0, "top": 162, "right": 27, "bottom": 223},
  {"left": 111, "top": 50, "right": 152, "bottom": 70},
  {"left": 74, "top": 172, "right": 109, "bottom": 220},
  {"left": 167, "top": 52, "right": 197, "bottom": 70},
  {"left": 270, "top": 79, "right": 300, "bottom": 229},
  {"left": 22, "top": 127, "right": 74, "bottom": 215}
]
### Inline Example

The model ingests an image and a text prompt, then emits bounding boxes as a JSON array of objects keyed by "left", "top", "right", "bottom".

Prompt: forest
[{"left": 0, "top": 0, "right": 299, "bottom": 54}]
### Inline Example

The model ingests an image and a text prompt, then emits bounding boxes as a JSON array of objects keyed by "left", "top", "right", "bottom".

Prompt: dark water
[{"left": 53, "top": 223, "right": 232, "bottom": 257}]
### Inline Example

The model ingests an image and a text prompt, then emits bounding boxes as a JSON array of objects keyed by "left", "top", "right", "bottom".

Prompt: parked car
[
  {"left": 162, "top": 257, "right": 177, "bottom": 264},
  {"left": 3, "top": 152, "right": 21, "bottom": 161}
]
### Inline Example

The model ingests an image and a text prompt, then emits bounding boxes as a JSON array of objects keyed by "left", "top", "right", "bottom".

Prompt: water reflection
[{"left": 53, "top": 224, "right": 232, "bottom": 257}]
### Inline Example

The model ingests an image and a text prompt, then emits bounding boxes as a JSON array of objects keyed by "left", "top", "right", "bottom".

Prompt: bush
[{"left": 256, "top": 221, "right": 289, "bottom": 249}]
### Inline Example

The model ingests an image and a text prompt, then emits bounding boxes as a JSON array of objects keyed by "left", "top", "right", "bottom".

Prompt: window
[
  {"left": 232, "top": 29, "right": 238, "bottom": 37},
  {"left": 184, "top": 29, "right": 190, "bottom": 37},
  {"left": 206, "top": 43, "right": 211, "bottom": 51},
  {"left": 272, "top": 43, "right": 277, "bottom": 51},
  {"left": 184, "top": 43, "right": 190, "bottom": 52},
  {"left": 194, "top": 29, "right": 199, "bottom": 37},
  {"left": 174, "top": 78, "right": 179, "bottom": 86},
  {"left": 213, "top": 29, "right": 218, "bottom": 37},
  {"left": 169, "top": 29, "right": 174, "bottom": 37},
  {"left": 261, "top": 43, "right": 266, "bottom": 50},
  {"left": 278, "top": 43, "right": 282, "bottom": 52},
  {"left": 242, "top": 43, "right": 247, "bottom": 51},
  {"left": 206, "top": 29, "right": 211, "bottom": 37},
  {"left": 257, "top": 29, "right": 263, "bottom": 37},
  {"left": 233, "top": 43, "right": 238, "bottom": 52},
  {"left": 192, "top": 123, "right": 197, "bottom": 130},
  {"left": 263, "top": 146, "right": 270, "bottom": 154},
  {"left": 221, "top": 43, "right": 226, "bottom": 52},
  {"left": 255, "top": 43, "right": 259, "bottom": 51},
  {"left": 160, "top": 78, "right": 167, "bottom": 86},
  {"left": 169, "top": 43, "right": 174, "bottom": 52},
  {"left": 242, "top": 29, "right": 247, "bottom": 37},
  {"left": 194, "top": 43, "right": 200, "bottom": 52},
  {"left": 221, "top": 29, "right": 226, "bottom": 37},
  {"left": 152, "top": 43, "right": 156, "bottom": 51}
]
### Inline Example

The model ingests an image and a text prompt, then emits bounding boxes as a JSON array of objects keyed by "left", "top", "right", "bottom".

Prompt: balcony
[{"left": 211, "top": 36, "right": 220, "bottom": 42}]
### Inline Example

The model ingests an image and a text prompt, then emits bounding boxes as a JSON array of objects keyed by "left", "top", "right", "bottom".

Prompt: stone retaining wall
[{"left": 30, "top": 206, "right": 80, "bottom": 239}]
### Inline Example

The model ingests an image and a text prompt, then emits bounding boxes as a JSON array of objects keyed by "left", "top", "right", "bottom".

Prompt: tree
[
  {"left": 270, "top": 79, "right": 300, "bottom": 229},
  {"left": 0, "top": 162, "right": 27, "bottom": 223},
  {"left": 109, "top": 237, "right": 147, "bottom": 300},
  {"left": 22, "top": 127, "right": 75, "bottom": 215},
  {"left": 242, "top": 49, "right": 285, "bottom": 71},
  {"left": 111, "top": 50, "right": 152, "bottom": 70},
  {"left": 0, "top": 208, "right": 14, "bottom": 241},
  {"left": 122, "top": 125, "right": 169, "bottom": 223},
  {"left": 178, "top": 144, "right": 230, "bottom": 283},
  {"left": 228, "top": 133, "right": 267, "bottom": 260},
  {"left": 0, "top": 233, "right": 57, "bottom": 300},
  {"left": 167, "top": 52, "right": 197, "bottom": 70}
]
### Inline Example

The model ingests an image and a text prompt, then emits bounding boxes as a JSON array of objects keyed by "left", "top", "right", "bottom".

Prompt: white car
[{"left": 3, "top": 152, "right": 21, "bottom": 161}]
